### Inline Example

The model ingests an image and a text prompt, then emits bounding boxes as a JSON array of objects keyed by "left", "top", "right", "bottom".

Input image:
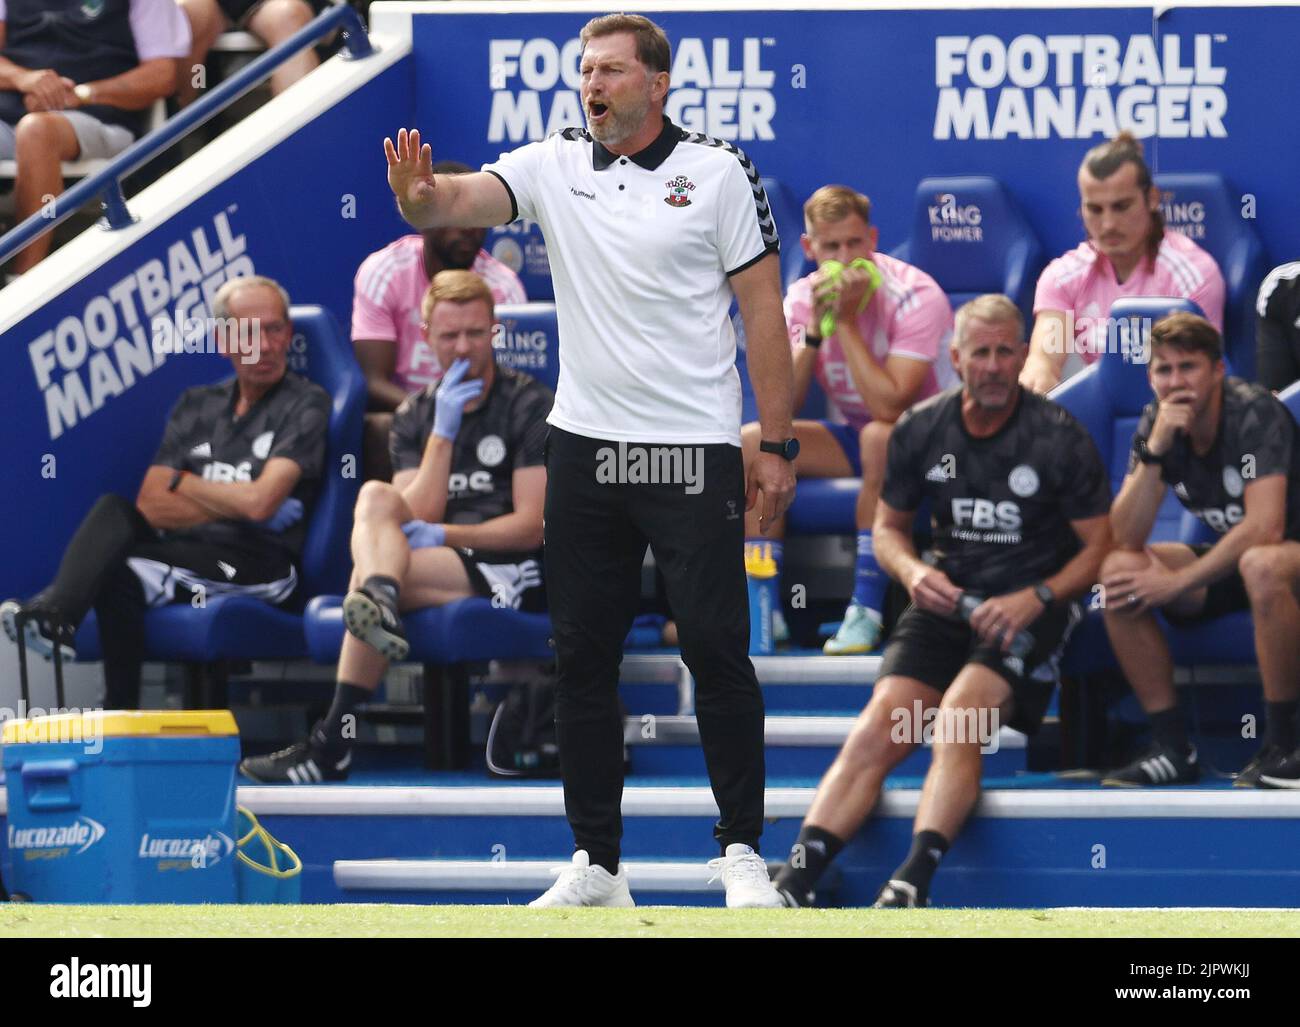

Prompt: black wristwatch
[
  {"left": 760, "top": 437, "right": 801, "bottom": 462},
  {"left": 803, "top": 330, "right": 822, "bottom": 350},
  {"left": 167, "top": 469, "right": 185, "bottom": 492},
  {"left": 1135, "top": 437, "right": 1164, "bottom": 467},
  {"left": 1033, "top": 582, "right": 1055, "bottom": 608}
]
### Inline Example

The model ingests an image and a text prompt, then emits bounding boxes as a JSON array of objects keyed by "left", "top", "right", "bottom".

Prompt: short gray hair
[
  {"left": 212, "top": 275, "right": 291, "bottom": 321},
  {"left": 954, "top": 294, "right": 1024, "bottom": 346}
]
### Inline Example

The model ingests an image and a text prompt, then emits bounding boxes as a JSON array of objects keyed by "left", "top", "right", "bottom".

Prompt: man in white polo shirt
[{"left": 385, "top": 12, "right": 796, "bottom": 908}]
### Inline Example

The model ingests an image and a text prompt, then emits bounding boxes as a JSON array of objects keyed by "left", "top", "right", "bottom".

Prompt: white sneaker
[
  {"left": 529, "top": 850, "right": 635, "bottom": 908},
  {"left": 708, "top": 843, "right": 785, "bottom": 908}
]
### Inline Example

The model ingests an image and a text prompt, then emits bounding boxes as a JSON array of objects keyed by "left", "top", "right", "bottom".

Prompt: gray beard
[{"left": 587, "top": 98, "right": 650, "bottom": 147}]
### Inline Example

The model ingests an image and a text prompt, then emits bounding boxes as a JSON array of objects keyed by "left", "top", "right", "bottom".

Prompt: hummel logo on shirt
[
  {"left": 925, "top": 463, "right": 950, "bottom": 483},
  {"left": 190, "top": 442, "right": 212, "bottom": 458},
  {"left": 217, "top": 561, "right": 237, "bottom": 580}
]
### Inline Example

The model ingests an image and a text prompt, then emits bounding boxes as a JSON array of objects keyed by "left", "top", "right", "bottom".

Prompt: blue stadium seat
[
  {"left": 303, "top": 595, "right": 551, "bottom": 665},
  {"left": 891, "top": 175, "right": 1045, "bottom": 322},
  {"left": 493, "top": 302, "right": 559, "bottom": 393},
  {"left": 786, "top": 478, "right": 860, "bottom": 536},
  {"left": 1153, "top": 172, "right": 1270, "bottom": 382},
  {"left": 73, "top": 306, "right": 366, "bottom": 695},
  {"left": 485, "top": 220, "right": 552, "bottom": 301},
  {"left": 760, "top": 177, "right": 807, "bottom": 292},
  {"left": 1053, "top": 296, "right": 1260, "bottom": 676}
]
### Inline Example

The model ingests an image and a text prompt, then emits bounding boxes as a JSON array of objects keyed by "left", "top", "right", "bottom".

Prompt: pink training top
[
  {"left": 785, "top": 251, "right": 955, "bottom": 432},
  {"left": 351, "top": 235, "right": 528, "bottom": 394},
  {"left": 1034, "top": 229, "right": 1226, "bottom": 364}
]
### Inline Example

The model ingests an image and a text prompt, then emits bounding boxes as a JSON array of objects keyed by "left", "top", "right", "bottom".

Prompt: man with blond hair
[
  {"left": 740, "top": 184, "right": 953, "bottom": 655},
  {"left": 384, "top": 12, "right": 796, "bottom": 907},
  {"left": 240, "top": 270, "right": 553, "bottom": 784},
  {"left": 772, "top": 295, "right": 1109, "bottom": 908}
]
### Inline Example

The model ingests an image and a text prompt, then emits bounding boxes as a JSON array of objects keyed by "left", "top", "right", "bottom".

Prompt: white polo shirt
[{"left": 482, "top": 117, "right": 778, "bottom": 445}]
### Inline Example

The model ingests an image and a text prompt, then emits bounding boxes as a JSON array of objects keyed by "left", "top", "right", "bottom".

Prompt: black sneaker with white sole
[
  {"left": 872, "top": 879, "right": 925, "bottom": 908},
  {"left": 774, "top": 883, "right": 815, "bottom": 908},
  {"left": 1234, "top": 743, "right": 1288, "bottom": 788},
  {"left": 1101, "top": 743, "right": 1200, "bottom": 787},
  {"left": 239, "top": 728, "right": 352, "bottom": 784},
  {"left": 1258, "top": 747, "right": 1300, "bottom": 789},
  {"left": 1, "top": 598, "right": 77, "bottom": 663},
  {"left": 342, "top": 586, "right": 409, "bottom": 661}
]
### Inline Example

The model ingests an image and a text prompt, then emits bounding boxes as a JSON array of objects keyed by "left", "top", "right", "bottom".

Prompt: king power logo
[
  {"left": 934, "top": 33, "right": 1228, "bottom": 140},
  {"left": 488, "top": 36, "right": 777, "bottom": 143}
]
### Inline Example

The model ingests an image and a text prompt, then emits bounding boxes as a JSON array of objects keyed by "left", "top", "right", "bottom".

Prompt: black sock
[
  {"left": 361, "top": 575, "right": 400, "bottom": 611},
  {"left": 1149, "top": 706, "right": 1188, "bottom": 753},
  {"left": 316, "top": 682, "right": 371, "bottom": 750},
  {"left": 773, "top": 825, "right": 845, "bottom": 899},
  {"left": 1264, "top": 701, "right": 1299, "bottom": 752},
  {"left": 891, "top": 829, "right": 949, "bottom": 901},
  {"left": 584, "top": 848, "right": 620, "bottom": 876}
]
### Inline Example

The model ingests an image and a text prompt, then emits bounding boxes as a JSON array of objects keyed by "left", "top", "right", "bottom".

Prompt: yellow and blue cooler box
[{"left": 2, "top": 710, "right": 239, "bottom": 903}]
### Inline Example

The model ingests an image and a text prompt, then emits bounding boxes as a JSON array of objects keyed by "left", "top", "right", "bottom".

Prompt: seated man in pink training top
[
  {"left": 740, "top": 184, "right": 954, "bottom": 655},
  {"left": 1020, "top": 131, "right": 1225, "bottom": 393},
  {"left": 352, "top": 159, "right": 527, "bottom": 479}
]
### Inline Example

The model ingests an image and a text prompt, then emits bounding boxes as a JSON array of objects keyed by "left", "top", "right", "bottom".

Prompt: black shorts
[
  {"left": 454, "top": 547, "right": 546, "bottom": 613},
  {"left": 1163, "top": 543, "right": 1252, "bottom": 622},
  {"left": 877, "top": 600, "right": 1083, "bottom": 735},
  {"left": 126, "top": 534, "right": 298, "bottom": 607}
]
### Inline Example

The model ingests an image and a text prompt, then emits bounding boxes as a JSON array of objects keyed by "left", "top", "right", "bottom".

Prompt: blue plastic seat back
[
  {"left": 891, "top": 176, "right": 1045, "bottom": 322},
  {"left": 288, "top": 305, "right": 366, "bottom": 597},
  {"left": 485, "top": 220, "right": 552, "bottom": 301},
  {"left": 493, "top": 302, "right": 559, "bottom": 394},
  {"left": 1154, "top": 172, "right": 1270, "bottom": 381}
]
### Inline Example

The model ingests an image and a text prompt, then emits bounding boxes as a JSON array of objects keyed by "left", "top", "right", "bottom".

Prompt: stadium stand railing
[{"left": 0, "top": 2, "right": 372, "bottom": 268}]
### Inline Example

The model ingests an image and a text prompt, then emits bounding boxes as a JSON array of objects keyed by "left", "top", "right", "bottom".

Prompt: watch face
[{"left": 785, "top": 437, "right": 800, "bottom": 461}]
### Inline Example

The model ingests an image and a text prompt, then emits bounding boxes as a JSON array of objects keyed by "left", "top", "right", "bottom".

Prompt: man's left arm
[
  {"left": 732, "top": 252, "right": 795, "bottom": 529},
  {"left": 442, "top": 466, "right": 546, "bottom": 552},
  {"left": 174, "top": 458, "right": 303, "bottom": 522},
  {"left": 72, "top": 58, "right": 176, "bottom": 111},
  {"left": 970, "top": 514, "right": 1110, "bottom": 651}
]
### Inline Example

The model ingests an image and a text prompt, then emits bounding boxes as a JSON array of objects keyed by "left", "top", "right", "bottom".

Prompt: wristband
[
  {"left": 167, "top": 469, "right": 185, "bottom": 492},
  {"left": 803, "top": 330, "right": 822, "bottom": 350}
]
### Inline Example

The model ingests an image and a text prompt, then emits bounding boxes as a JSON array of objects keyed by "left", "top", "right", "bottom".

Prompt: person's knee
[
  {"left": 14, "top": 113, "right": 74, "bottom": 161},
  {"left": 1100, "top": 546, "right": 1148, "bottom": 580},
  {"left": 1240, "top": 545, "right": 1288, "bottom": 603},
  {"left": 251, "top": 0, "right": 314, "bottom": 42},
  {"left": 354, "top": 479, "right": 403, "bottom": 523}
]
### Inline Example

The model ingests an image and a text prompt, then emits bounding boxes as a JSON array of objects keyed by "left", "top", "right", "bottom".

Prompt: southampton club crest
[{"left": 664, "top": 175, "right": 695, "bottom": 208}]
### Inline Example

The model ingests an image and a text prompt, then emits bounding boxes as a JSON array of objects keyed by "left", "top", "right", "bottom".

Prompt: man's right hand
[
  {"left": 431, "top": 358, "right": 484, "bottom": 440},
  {"left": 19, "top": 69, "right": 75, "bottom": 112},
  {"left": 384, "top": 127, "right": 438, "bottom": 227},
  {"left": 1147, "top": 388, "right": 1196, "bottom": 456},
  {"left": 905, "top": 562, "right": 962, "bottom": 617}
]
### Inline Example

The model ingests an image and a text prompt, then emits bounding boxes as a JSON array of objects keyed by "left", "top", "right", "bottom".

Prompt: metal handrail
[{"left": 0, "top": 3, "right": 373, "bottom": 267}]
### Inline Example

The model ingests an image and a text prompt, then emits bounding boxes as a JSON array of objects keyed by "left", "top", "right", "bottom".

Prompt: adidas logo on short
[{"left": 925, "top": 463, "right": 949, "bottom": 483}]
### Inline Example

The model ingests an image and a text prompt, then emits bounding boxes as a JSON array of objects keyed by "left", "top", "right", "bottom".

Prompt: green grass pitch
[{"left": 3, "top": 905, "right": 1299, "bottom": 938}]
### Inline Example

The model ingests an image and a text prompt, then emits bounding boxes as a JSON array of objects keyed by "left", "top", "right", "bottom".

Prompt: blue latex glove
[
  {"left": 402, "top": 520, "right": 446, "bottom": 550},
  {"left": 259, "top": 497, "right": 303, "bottom": 533},
  {"left": 432, "top": 358, "right": 485, "bottom": 440}
]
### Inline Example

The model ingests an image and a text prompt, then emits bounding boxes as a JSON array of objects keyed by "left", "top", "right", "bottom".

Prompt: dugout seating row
[{"left": 489, "top": 170, "right": 1269, "bottom": 380}]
